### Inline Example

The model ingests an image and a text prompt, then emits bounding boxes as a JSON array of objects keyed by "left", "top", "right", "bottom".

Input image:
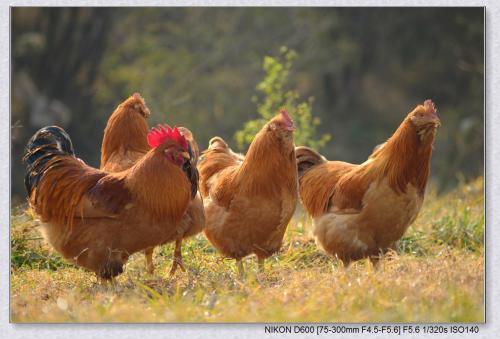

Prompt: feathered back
[
  {"left": 31, "top": 156, "right": 107, "bottom": 227},
  {"left": 198, "top": 137, "right": 243, "bottom": 202},
  {"left": 100, "top": 93, "right": 151, "bottom": 167},
  {"left": 300, "top": 104, "right": 437, "bottom": 217},
  {"left": 199, "top": 111, "right": 298, "bottom": 207},
  {"left": 299, "top": 161, "right": 355, "bottom": 217},
  {"left": 23, "top": 126, "right": 106, "bottom": 228},
  {"left": 332, "top": 117, "right": 433, "bottom": 211}
]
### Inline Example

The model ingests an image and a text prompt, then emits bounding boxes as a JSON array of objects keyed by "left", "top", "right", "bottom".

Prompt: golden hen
[
  {"left": 198, "top": 109, "right": 298, "bottom": 274},
  {"left": 296, "top": 100, "right": 441, "bottom": 265}
]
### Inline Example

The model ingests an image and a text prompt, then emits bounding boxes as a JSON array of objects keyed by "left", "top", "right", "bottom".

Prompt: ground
[{"left": 10, "top": 178, "right": 484, "bottom": 323}]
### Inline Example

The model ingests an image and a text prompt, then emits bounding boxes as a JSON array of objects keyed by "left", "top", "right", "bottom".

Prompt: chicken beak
[
  {"left": 432, "top": 114, "right": 441, "bottom": 127},
  {"left": 180, "top": 151, "right": 190, "bottom": 160}
]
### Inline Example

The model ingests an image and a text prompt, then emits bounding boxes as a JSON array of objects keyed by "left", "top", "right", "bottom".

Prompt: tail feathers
[
  {"left": 208, "top": 136, "right": 229, "bottom": 151},
  {"left": 23, "top": 126, "right": 75, "bottom": 196},
  {"left": 198, "top": 137, "right": 242, "bottom": 199},
  {"left": 295, "top": 146, "right": 327, "bottom": 178}
]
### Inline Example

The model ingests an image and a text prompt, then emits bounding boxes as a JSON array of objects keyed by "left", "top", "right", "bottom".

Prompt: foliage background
[{"left": 11, "top": 7, "right": 484, "bottom": 204}]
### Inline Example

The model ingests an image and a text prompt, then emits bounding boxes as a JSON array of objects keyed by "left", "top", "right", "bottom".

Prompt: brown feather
[
  {"left": 298, "top": 102, "right": 439, "bottom": 264},
  {"left": 198, "top": 143, "right": 242, "bottom": 202},
  {"left": 236, "top": 123, "right": 298, "bottom": 199},
  {"left": 30, "top": 139, "right": 192, "bottom": 278},
  {"left": 100, "top": 93, "right": 150, "bottom": 171},
  {"left": 295, "top": 146, "right": 327, "bottom": 178},
  {"left": 86, "top": 174, "right": 132, "bottom": 215},
  {"left": 30, "top": 156, "right": 106, "bottom": 228},
  {"left": 99, "top": 99, "right": 202, "bottom": 275},
  {"left": 200, "top": 113, "right": 299, "bottom": 261},
  {"left": 299, "top": 161, "right": 355, "bottom": 217},
  {"left": 301, "top": 105, "right": 436, "bottom": 218},
  {"left": 124, "top": 145, "right": 191, "bottom": 223}
]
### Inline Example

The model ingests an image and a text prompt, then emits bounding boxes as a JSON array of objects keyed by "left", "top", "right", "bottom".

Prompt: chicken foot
[{"left": 169, "top": 237, "right": 186, "bottom": 277}]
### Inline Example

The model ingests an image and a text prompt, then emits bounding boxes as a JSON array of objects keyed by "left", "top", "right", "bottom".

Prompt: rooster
[
  {"left": 100, "top": 93, "right": 204, "bottom": 275},
  {"left": 296, "top": 100, "right": 441, "bottom": 265},
  {"left": 24, "top": 124, "right": 193, "bottom": 280},
  {"left": 198, "top": 109, "right": 298, "bottom": 275}
]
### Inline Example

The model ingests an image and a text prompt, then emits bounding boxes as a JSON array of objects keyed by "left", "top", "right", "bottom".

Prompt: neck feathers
[
  {"left": 366, "top": 118, "right": 434, "bottom": 194},
  {"left": 238, "top": 128, "right": 298, "bottom": 198},
  {"left": 101, "top": 106, "right": 150, "bottom": 166},
  {"left": 125, "top": 151, "right": 191, "bottom": 222}
]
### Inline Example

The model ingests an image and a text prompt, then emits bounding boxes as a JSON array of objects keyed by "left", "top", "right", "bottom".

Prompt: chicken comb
[
  {"left": 280, "top": 108, "right": 293, "bottom": 124},
  {"left": 423, "top": 99, "right": 437, "bottom": 115},
  {"left": 147, "top": 124, "right": 188, "bottom": 150},
  {"left": 278, "top": 107, "right": 295, "bottom": 130}
]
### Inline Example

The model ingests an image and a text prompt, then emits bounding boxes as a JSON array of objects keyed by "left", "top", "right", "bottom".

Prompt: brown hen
[
  {"left": 198, "top": 109, "right": 299, "bottom": 274},
  {"left": 296, "top": 100, "right": 440, "bottom": 265}
]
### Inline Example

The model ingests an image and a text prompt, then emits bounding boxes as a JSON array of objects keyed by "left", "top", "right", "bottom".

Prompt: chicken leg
[
  {"left": 169, "top": 237, "right": 186, "bottom": 276},
  {"left": 236, "top": 259, "right": 245, "bottom": 278},
  {"left": 144, "top": 247, "right": 155, "bottom": 274},
  {"left": 257, "top": 257, "right": 265, "bottom": 273}
]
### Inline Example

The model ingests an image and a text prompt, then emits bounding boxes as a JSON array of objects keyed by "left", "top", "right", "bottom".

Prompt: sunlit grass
[{"left": 10, "top": 178, "right": 484, "bottom": 323}]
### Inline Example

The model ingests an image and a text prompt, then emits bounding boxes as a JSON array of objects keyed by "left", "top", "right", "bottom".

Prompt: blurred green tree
[
  {"left": 234, "top": 47, "right": 331, "bottom": 151},
  {"left": 11, "top": 8, "right": 484, "bottom": 203}
]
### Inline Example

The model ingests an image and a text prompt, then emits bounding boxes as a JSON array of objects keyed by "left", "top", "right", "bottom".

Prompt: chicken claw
[{"left": 168, "top": 238, "right": 185, "bottom": 277}]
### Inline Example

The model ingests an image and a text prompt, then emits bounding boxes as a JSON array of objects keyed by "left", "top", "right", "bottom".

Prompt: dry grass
[{"left": 10, "top": 178, "right": 484, "bottom": 323}]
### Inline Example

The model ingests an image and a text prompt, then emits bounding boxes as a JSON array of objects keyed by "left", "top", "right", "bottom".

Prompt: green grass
[{"left": 10, "top": 178, "right": 484, "bottom": 323}]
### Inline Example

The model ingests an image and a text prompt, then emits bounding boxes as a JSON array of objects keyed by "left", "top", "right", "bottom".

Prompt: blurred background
[{"left": 11, "top": 7, "right": 483, "bottom": 206}]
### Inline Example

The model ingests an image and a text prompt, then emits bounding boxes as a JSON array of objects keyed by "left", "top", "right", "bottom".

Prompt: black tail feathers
[{"left": 23, "top": 126, "right": 75, "bottom": 196}]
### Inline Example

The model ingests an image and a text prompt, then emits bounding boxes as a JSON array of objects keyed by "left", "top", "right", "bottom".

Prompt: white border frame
[{"left": 1, "top": 1, "right": 496, "bottom": 338}]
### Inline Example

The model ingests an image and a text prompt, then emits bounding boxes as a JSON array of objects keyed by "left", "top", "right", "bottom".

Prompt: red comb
[
  {"left": 423, "top": 99, "right": 437, "bottom": 115},
  {"left": 280, "top": 108, "right": 292, "bottom": 123},
  {"left": 147, "top": 124, "right": 188, "bottom": 149},
  {"left": 278, "top": 107, "right": 295, "bottom": 130}
]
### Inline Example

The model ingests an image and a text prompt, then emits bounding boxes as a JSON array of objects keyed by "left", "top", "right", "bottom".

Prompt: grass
[{"left": 10, "top": 177, "right": 484, "bottom": 323}]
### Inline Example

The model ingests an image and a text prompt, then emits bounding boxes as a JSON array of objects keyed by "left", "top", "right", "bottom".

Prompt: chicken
[
  {"left": 100, "top": 92, "right": 151, "bottom": 173},
  {"left": 24, "top": 124, "right": 194, "bottom": 280},
  {"left": 198, "top": 109, "right": 298, "bottom": 275},
  {"left": 296, "top": 100, "right": 441, "bottom": 265},
  {"left": 153, "top": 126, "right": 205, "bottom": 275},
  {"left": 99, "top": 93, "right": 204, "bottom": 275}
]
